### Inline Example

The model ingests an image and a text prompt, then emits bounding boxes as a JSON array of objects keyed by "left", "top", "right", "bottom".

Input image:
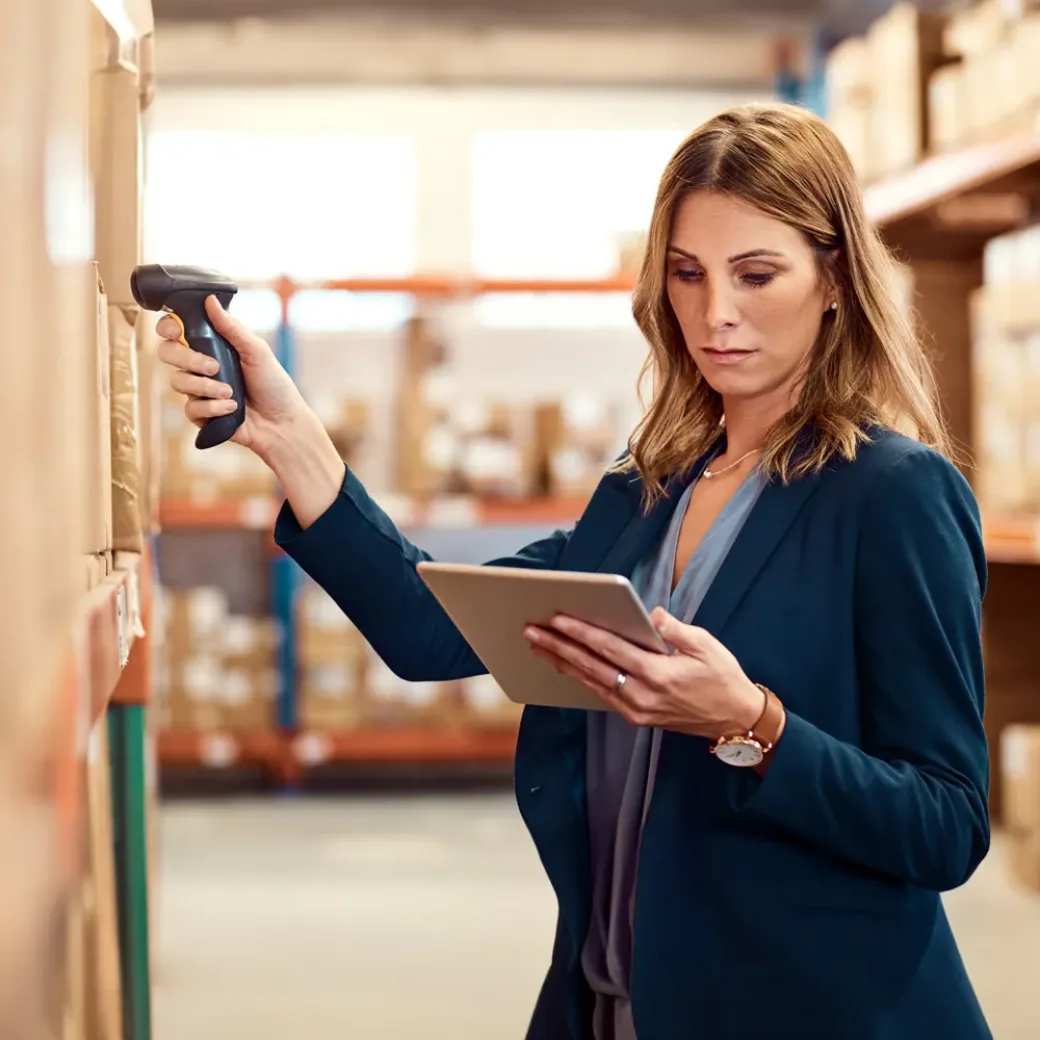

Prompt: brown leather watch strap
[{"left": 751, "top": 684, "right": 786, "bottom": 752}]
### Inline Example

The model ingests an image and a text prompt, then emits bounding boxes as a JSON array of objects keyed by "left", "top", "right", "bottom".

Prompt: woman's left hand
[{"left": 523, "top": 608, "right": 764, "bottom": 740}]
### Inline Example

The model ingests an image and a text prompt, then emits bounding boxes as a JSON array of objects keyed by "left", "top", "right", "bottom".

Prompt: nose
[{"left": 704, "top": 277, "right": 739, "bottom": 331}]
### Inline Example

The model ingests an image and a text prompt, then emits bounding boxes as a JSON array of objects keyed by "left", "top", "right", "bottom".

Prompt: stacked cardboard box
[
  {"left": 296, "top": 579, "right": 460, "bottom": 730},
  {"left": 459, "top": 674, "right": 524, "bottom": 730},
  {"left": 539, "top": 396, "right": 621, "bottom": 498},
  {"left": 297, "top": 581, "right": 367, "bottom": 731},
  {"left": 825, "top": 36, "right": 874, "bottom": 180},
  {"left": 1000, "top": 724, "right": 1040, "bottom": 891},
  {"left": 86, "top": 265, "right": 115, "bottom": 588},
  {"left": 930, "top": 0, "right": 1040, "bottom": 152},
  {"left": 864, "top": 4, "right": 947, "bottom": 179},
  {"left": 160, "top": 383, "right": 275, "bottom": 501},
  {"left": 971, "top": 227, "right": 1040, "bottom": 512},
  {"left": 159, "top": 587, "right": 278, "bottom": 733}
]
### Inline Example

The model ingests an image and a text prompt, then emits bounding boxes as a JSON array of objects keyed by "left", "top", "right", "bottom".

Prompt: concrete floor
[{"left": 154, "top": 794, "right": 1040, "bottom": 1040}]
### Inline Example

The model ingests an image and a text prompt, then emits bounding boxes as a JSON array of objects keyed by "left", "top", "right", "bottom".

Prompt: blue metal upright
[{"left": 272, "top": 296, "right": 300, "bottom": 733}]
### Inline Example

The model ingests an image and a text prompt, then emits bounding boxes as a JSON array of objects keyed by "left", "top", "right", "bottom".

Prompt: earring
[{"left": 829, "top": 301, "right": 838, "bottom": 312}]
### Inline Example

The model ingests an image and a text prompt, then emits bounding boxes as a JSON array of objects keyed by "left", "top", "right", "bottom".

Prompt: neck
[{"left": 720, "top": 392, "right": 793, "bottom": 458}]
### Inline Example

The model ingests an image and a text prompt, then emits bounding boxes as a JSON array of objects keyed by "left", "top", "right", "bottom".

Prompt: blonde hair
[{"left": 623, "top": 102, "right": 951, "bottom": 504}]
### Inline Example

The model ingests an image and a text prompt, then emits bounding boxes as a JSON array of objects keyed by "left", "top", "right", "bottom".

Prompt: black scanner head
[{"left": 130, "top": 263, "right": 239, "bottom": 311}]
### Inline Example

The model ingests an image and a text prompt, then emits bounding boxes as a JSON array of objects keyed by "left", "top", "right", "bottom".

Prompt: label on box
[
  {"left": 188, "top": 588, "right": 228, "bottom": 636},
  {"left": 182, "top": 656, "right": 223, "bottom": 701},
  {"left": 240, "top": 496, "right": 274, "bottom": 529},
  {"left": 401, "top": 681, "right": 438, "bottom": 707},
  {"left": 294, "top": 733, "right": 332, "bottom": 766},
  {"left": 464, "top": 674, "right": 507, "bottom": 712},
  {"left": 306, "top": 664, "right": 355, "bottom": 697},
  {"left": 223, "top": 616, "right": 258, "bottom": 655},
  {"left": 221, "top": 669, "right": 252, "bottom": 707},
  {"left": 1003, "top": 727, "right": 1028, "bottom": 776},
  {"left": 368, "top": 657, "right": 403, "bottom": 701},
  {"left": 200, "top": 734, "right": 238, "bottom": 769},
  {"left": 426, "top": 496, "right": 479, "bottom": 529}
]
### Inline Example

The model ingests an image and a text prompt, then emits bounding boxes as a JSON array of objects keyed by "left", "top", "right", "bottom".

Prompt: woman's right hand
[{"left": 156, "top": 295, "right": 307, "bottom": 458}]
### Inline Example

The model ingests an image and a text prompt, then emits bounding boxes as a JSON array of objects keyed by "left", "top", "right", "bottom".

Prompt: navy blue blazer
[{"left": 275, "top": 428, "right": 992, "bottom": 1040}]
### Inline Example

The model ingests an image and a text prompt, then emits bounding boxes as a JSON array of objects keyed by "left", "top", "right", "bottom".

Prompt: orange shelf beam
[
  {"left": 159, "top": 494, "right": 589, "bottom": 532},
  {"left": 157, "top": 726, "right": 517, "bottom": 771},
  {"left": 158, "top": 729, "right": 290, "bottom": 770},
  {"left": 983, "top": 514, "right": 1040, "bottom": 565},
  {"left": 239, "top": 275, "right": 637, "bottom": 297},
  {"left": 864, "top": 133, "right": 1040, "bottom": 230},
  {"left": 291, "top": 727, "right": 518, "bottom": 766}
]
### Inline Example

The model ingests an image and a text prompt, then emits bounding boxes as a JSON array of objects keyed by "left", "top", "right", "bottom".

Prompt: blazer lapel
[
  {"left": 596, "top": 456, "right": 711, "bottom": 577},
  {"left": 693, "top": 468, "right": 822, "bottom": 636}
]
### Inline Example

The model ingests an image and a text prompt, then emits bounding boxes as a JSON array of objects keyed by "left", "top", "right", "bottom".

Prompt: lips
[{"left": 701, "top": 348, "right": 756, "bottom": 366}]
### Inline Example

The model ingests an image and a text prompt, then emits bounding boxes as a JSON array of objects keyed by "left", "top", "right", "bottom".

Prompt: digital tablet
[{"left": 417, "top": 562, "right": 669, "bottom": 712}]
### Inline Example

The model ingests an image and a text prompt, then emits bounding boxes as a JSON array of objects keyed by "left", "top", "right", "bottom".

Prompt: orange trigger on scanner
[{"left": 163, "top": 305, "right": 191, "bottom": 349}]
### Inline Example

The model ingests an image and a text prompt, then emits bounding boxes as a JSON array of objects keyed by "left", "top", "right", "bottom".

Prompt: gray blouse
[{"left": 582, "top": 467, "right": 766, "bottom": 1040}]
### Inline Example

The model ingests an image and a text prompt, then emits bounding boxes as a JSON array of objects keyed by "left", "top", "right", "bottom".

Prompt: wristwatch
[{"left": 711, "top": 684, "right": 786, "bottom": 768}]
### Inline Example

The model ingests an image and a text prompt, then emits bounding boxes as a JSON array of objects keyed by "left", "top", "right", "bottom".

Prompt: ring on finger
[{"left": 613, "top": 671, "right": 628, "bottom": 694}]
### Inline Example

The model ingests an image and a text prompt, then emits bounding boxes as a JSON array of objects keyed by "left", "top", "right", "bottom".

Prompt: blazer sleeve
[
  {"left": 274, "top": 466, "right": 571, "bottom": 682},
  {"left": 731, "top": 447, "right": 990, "bottom": 892}
]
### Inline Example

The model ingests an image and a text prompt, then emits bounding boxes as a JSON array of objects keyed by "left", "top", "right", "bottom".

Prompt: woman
[{"left": 157, "top": 103, "right": 992, "bottom": 1039}]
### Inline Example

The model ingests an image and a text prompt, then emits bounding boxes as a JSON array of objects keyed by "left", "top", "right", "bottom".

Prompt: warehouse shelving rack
[
  {"left": 157, "top": 190, "right": 1040, "bottom": 797},
  {"left": 157, "top": 274, "right": 634, "bottom": 778},
  {"left": 864, "top": 131, "right": 1040, "bottom": 819}
]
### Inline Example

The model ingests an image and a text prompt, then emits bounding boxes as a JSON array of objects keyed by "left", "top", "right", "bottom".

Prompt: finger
[
  {"left": 157, "top": 339, "right": 221, "bottom": 377},
  {"left": 156, "top": 315, "right": 184, "bottom": 341},
  {"left": 530, "top": 645, "right": 613, "bottom": 699},
  {"left": 651, "top": 608, "right": 713, "bottom": 656},
  {"left": 524, "top": 626, "right": 618, "bottom": 688},
  {"left": 204, "top": 295, "right": 268, "bottom": 363},
  {"left": 185, "top": 397, "right": 238, "bottom": 424},
  {"left": 548, "top": 614, "right": 664, "bottom": 682},
  {"left": 529, "top": 643, "right": 655, "bottom": 724},
  {"left": 171, "top": 369, "right": 234, "bottom": 400}
]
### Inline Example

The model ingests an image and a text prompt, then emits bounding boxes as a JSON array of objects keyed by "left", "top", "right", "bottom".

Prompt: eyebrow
[{"left": 667, "top": 247, "right": 787, "bottom": 263}]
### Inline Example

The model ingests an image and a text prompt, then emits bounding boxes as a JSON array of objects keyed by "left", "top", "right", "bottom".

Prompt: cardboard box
[
  {"left": 1001, "top": 725, "right": 1040, "bottom": 832},
  {"left": 539, "top": 397, "right": 619, "bottom": 498},
  {"left": 1012, "top": 15, "right": 1040, "bottom": 111},
  {"left": 299, "top": 662, "right": 365, "bottom": 731},
  {"left": 135, "top": 308, "right": 161, "bottom": 534},
  {"left": 828, "top": 102, "right": 873, "bottom": 181},
  {"left": 460, "top": 674, "right": 524, "bottom": 729},
  {"left": 109, "top": 303, "right": 142, "bottom": 551},
  {"left": 88, "top": 265, "right": 114, "bottom": 554},
  {"left": 943, "top": 0, "right": 1009, "bottom": 58},
  {"left": 1006, "top": 831, "right": 1040, "bottom": 891},
  {"left": 867, "top": 3, "right": 948, "bottom": 178},
  {"left": 928, "top": 63, "right": 966, "bottom": 152},
  {"left": 826, "top": 35, "right": 872, "bottom": 109},
  {"left": 90, "top": 61, "right": 141, "bottom": 304}
]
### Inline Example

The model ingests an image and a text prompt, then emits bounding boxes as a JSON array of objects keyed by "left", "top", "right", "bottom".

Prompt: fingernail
[
  {"left": 205, "top": 360, "right": 220, "bottom": 374},
  {"left": 551, "top": 616, "right": 573, "bottom": 633},
  {"left": 524, "top": 627, "right": 540, "bottom": 643},
  {"left": 222, "top": 400, "right": 238, "bottom": 412},
  {"left": 220, "top": 384, "right": 233, "bottom": 398}
]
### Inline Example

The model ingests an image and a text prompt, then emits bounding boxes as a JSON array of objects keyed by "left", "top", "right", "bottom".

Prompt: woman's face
[{"left": 666, "top": 190, "right": 832, "bottom": 404}]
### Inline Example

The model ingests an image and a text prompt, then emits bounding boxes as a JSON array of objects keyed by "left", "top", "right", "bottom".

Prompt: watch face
[{"left": 716, "top": 739, "right": 764, "bottom": 768}]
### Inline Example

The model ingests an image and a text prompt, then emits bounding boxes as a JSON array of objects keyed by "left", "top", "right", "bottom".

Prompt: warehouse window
[
  {"left": 144, "top": 131, "right": 418, "bottom": 286},
  {"left": 471, "top": 128, "right": 685, "bottom": 327}
]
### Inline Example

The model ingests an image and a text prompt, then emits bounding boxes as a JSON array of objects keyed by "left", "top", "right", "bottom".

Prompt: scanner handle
[{"left": 165, "top": 289, "right": 246, "bottom": 449}]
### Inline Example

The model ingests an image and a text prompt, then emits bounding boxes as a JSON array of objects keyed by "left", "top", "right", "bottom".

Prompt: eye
[
  {"left": 672, "top": 268, "right": 702, "bottom": 283},
  {"left": 740, "top": 272, "right": 774, "bottom": 288}
]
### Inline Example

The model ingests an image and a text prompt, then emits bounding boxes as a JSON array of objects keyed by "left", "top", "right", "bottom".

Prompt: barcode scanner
[{"left": 130, "top": 263, "right": 244, "bottom": 449}]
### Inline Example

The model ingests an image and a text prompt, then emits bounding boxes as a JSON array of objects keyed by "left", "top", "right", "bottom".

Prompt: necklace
[{"left": 703, "top": 448, "right": 759, "bottom": 480}]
